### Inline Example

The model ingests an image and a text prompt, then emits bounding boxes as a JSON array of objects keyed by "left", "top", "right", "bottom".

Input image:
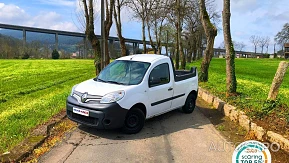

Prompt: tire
[
  {"left": 122, "top": 108, "right": 145, "bottom": 134},
  {"left": 182, "top": 93, "right": 196, "bottom": 114}
]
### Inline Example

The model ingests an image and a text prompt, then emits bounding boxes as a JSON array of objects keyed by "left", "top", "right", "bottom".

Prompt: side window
[{"left": 149, "top": 63, "right": 170, "bottom": 87}]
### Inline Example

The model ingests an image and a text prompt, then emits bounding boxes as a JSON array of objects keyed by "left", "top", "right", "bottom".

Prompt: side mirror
[{"left": 149, "top": 77, "right": 161, "bottom": 87}]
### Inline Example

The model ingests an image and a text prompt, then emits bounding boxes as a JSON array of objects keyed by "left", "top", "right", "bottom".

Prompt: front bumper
[{"left": 66, "top": 96, "right": 128, "bottom": 129}]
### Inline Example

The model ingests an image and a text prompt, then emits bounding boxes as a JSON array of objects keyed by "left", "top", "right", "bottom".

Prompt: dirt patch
[
  {"left": 22, "top": 118, "right": 77, "bottom": 162},
  {"left": 197, "top": 98, "right": 289, "bottom": 163},
  {"left": 0, "top": 109, "right": 69, "bottom": 162},
  {"left": 252, "top": 106, "right": 289, "bottom": 138}
]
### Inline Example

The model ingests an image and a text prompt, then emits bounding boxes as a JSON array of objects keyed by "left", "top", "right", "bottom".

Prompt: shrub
[
  {"left": 52, "top": 49, "right": 60, "bottom": 59},
  {"left": 263, "top": 54, "right": 270, "bottom": 58},
  {"left": 22, "top": 52, "right": 30, "bottom": 59}
]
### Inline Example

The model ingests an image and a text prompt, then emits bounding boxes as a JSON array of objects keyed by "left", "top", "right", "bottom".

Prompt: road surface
[{"left": 39, "top": 100, "right": 234, "bottom": 163}]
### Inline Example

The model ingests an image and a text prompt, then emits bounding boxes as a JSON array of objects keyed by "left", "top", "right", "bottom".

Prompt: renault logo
[{"left": 81, "top": 92, "right": 88, "bottom": 103}]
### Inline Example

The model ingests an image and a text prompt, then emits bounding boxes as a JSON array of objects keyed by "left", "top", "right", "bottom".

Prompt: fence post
[{"left": 267, "top": 61, "right": 289, "bottom": 100}]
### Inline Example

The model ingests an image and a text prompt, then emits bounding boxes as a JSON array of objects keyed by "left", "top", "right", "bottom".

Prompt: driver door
[{"left": 147, "top": 63, "right": 173, "bottom": 117}]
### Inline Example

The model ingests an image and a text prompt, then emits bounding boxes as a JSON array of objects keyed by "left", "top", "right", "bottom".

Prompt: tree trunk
[
  {"left": 222, "top": 0, "right": 237, "bottom": 95},
  {"left": 147, "top": 19, "right": 156, "bottom": 53},
  {"left": 142, "top": 19, "right": 147, "bottom": 53},
  {"left": 165, "top": 30, "right": 168, "bottom": 56},
  {"left": 199, "top": 0, "right": 217, "bottom": 82},
  {"left": 114, "top": 0, "right": 126, "bottom": 56},
  {"left": 119, "top": 37, "right": 126, "bottom": 56},
  {"left": 177, "top": 0, "right": 185, "bottom": 69},
  {"left": 156, "top": 21, "right": 164, "bottom": 55},
  {"left": 104, "top": 33, "right": 110, "bottom": 65},
  {"left": 175, "top": 30, "right": 179, "bottom": 69},
  {"left": 104, "top": 0, "right": 115, "bottom": 65},
  {"left": 197, "top": 33, "right": 203, "bottom": 60},
  {"left": 193, "top": 48, "right": 197, "bottom": 61},
  {"left": 267, "top": 61, "right": 289, "bottom": 101},
  {"left": 192, "top": 39, "right": 197, "bottom": 61},
  {"left": 187, "top": 40, "right": 192, "bottom": 63},
  {"left": 83, "top": 0, "right": 102, "bottom": 75}
]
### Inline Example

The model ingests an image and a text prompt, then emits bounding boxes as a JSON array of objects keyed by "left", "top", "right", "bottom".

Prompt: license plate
[{"left": 73, "top": 107, "right": 89, "bottom": 116}]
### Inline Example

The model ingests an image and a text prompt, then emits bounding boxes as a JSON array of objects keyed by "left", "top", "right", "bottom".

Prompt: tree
[
  {"left": 265, "top": 38, "right": 270, "bottom": 54},
  {"left": 160, "top": 24, "right": 176, "bottom": 56},
  {"left": 177, "top": 0, "right": 186, "bottom": 69},
  {"left": 275, "top": 23, "right": 289, "bottom": 45},
  {"left": 52, "top": 49, "right": 60, "bottom": 59},
  {"left": 198, "top": 0, "right": 217, "bottom": 82},
  {"left": 104, "top": 0, "right": 115, "bottom": 65},
  {"left": 182, "top": 1, "right": 201, "bottom": 62},
  {"left": 82, "top": 0, "right": 102, "bottom": 74},
  {"left": 233, "top": 41, "right": 245, "bottom": 51},
  {"left": 259, "top": 36, "right": 270, "bottom": 54},
  {"left": 150, "top": 0, "right": 169, "bottom": 54},
  {"left": 128, "top": 0, "right": 148, "bottom": 53},
  {"left": 219, "top": 41, "right": 225, "bottom": 49},
  {"left": 145, "top": 0, "right": 157, "bottom": 53},
  {"left": 222, "top": 0, "right": 237, "bottom": 94},
  {"left": 250, "top": 35, "right": 260, "bottom": 54},
  {"left": 114, "top": 0, "right": 126, "bottom": 56}
]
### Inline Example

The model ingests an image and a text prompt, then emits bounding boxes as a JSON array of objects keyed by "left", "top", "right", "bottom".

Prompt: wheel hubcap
[
  {"left": 127, "top": 114, "right": 139, "bottom": 128},
  {"left": 189, "top": 99, "right": 194, "bottom": 110}
]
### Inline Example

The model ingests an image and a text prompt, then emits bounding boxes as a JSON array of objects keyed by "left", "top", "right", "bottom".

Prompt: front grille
[
  {"left": 72, "top": 91, "right": 102, "bottom": 103},
  {"left": 68, "top": 110, "right": 99, "bottom": 125}
]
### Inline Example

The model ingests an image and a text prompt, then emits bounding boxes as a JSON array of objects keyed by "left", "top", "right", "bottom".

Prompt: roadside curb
[
  {"left": 0, "top": 111, "right": 67, "bottom": 163},
  {"left": 198, "top": 87, "right": 289, "bottom": 153}
]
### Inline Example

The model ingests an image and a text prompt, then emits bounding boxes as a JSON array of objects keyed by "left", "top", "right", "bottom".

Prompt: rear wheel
[
  {"left": 122, "top": 108, "right": 145, "bottom": 134},
  {"left": 182, "top": 93, "right": 196, "bottom": 114}
]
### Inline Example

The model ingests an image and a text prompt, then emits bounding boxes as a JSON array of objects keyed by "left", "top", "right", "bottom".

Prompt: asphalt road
[{"left": 39, "top": 100, "right": 234, "bottom": 163}]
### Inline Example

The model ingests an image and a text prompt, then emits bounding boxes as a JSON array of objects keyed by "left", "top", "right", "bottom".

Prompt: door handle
[{"left": 168, "top": 87, "right": 173, "bottom": 91}]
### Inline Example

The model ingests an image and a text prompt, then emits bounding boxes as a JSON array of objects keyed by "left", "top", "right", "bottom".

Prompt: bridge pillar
[
  {"left": 55, "top": 33, "right": 58, "bottom": 50},
  {"left": 133, "top": 43, "right": 139, "bottom": 54},
  {"left": 132, "top": 43, "right": 136, "bottom": 54},
  {"left": 83, "top": 37, "right": 87, "bottom": 58},
  {"left": 23, "top": 29, "right": 26, "bottom": 47},
  {"left": 109, "top": 39, "right": 114, "bottom": 45}
]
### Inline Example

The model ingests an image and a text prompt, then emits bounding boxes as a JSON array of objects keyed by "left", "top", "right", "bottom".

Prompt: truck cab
[{"left": 67, "top": 54, "right": 198, "bottom": 134}]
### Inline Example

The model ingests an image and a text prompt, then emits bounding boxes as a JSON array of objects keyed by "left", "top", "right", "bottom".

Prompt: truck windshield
[{"left": 96, "top": 60, "right": 150, "bottom": 85}]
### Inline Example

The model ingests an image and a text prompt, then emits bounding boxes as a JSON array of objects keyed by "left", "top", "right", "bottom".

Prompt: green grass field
[
  {"left": 0, "top": 58, "right": 288, "bottom": 153},
  {"left": 0, "top": 59, "right": 95, "bottom": 153},
  {"left": 187, "top": 59, "right": 289, "bottom": 120}
]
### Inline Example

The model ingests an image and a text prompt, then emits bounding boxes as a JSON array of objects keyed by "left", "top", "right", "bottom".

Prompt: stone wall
[{"left": 198, "top": 87, "right": 289, "bottom": 153}]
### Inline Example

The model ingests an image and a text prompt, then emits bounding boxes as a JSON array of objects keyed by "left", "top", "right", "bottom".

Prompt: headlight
[
  {"left": 70, "top": 84, "right": 78, "bottom": 96},
  {"left": 100, "top": 90, "right": 125, "bottom": 104}
]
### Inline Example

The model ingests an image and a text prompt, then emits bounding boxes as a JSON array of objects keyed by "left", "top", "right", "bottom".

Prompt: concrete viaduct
[
  {"left": 0, "top": 23, "right": 254, "bottom": 57},
  {"left": 0, "top": 23, "right": 148, "bottom": 54}
]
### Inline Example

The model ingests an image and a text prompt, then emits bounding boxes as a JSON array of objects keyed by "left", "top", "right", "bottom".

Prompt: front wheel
[
  {"left": 182, "top": 93, "right": 197, "bottom": 114},
  {"left": 122, "top": 108, "right": 145, "bottom": 134}
]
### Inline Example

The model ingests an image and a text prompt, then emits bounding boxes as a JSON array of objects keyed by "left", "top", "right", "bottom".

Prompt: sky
[{"left": 0, "top": 0, "right": 288, "bottom": 53}]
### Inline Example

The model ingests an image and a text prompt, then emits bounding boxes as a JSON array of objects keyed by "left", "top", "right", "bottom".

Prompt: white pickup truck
[{"left": 67, "top": 54, "right": 198, "bottom": 134}]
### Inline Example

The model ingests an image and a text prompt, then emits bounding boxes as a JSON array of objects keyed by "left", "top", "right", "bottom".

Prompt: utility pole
[{"left": 101, "top": 0, "right": 106, "bottom": 69}]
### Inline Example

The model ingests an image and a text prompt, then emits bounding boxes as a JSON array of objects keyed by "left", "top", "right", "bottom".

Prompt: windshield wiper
[
  {"left": 106, "top": 80, "right": 126, "bottom": 85},
  {"left": 96, "top": 78, "right": 107, "bottom": 83}
]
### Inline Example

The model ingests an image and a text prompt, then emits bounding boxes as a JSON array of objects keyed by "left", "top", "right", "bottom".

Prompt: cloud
[
  {"left": 37, "top": 0, "right": 76, "bottom": 7},
  {"left": 0, "top": 3, "right": 29, "bottom": 23},
  {"left": 231, "top": 0, "right": 259, "bottom": 13},
  {"left": 0, "top": 3, "right": 78, "bottom": 32}
]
